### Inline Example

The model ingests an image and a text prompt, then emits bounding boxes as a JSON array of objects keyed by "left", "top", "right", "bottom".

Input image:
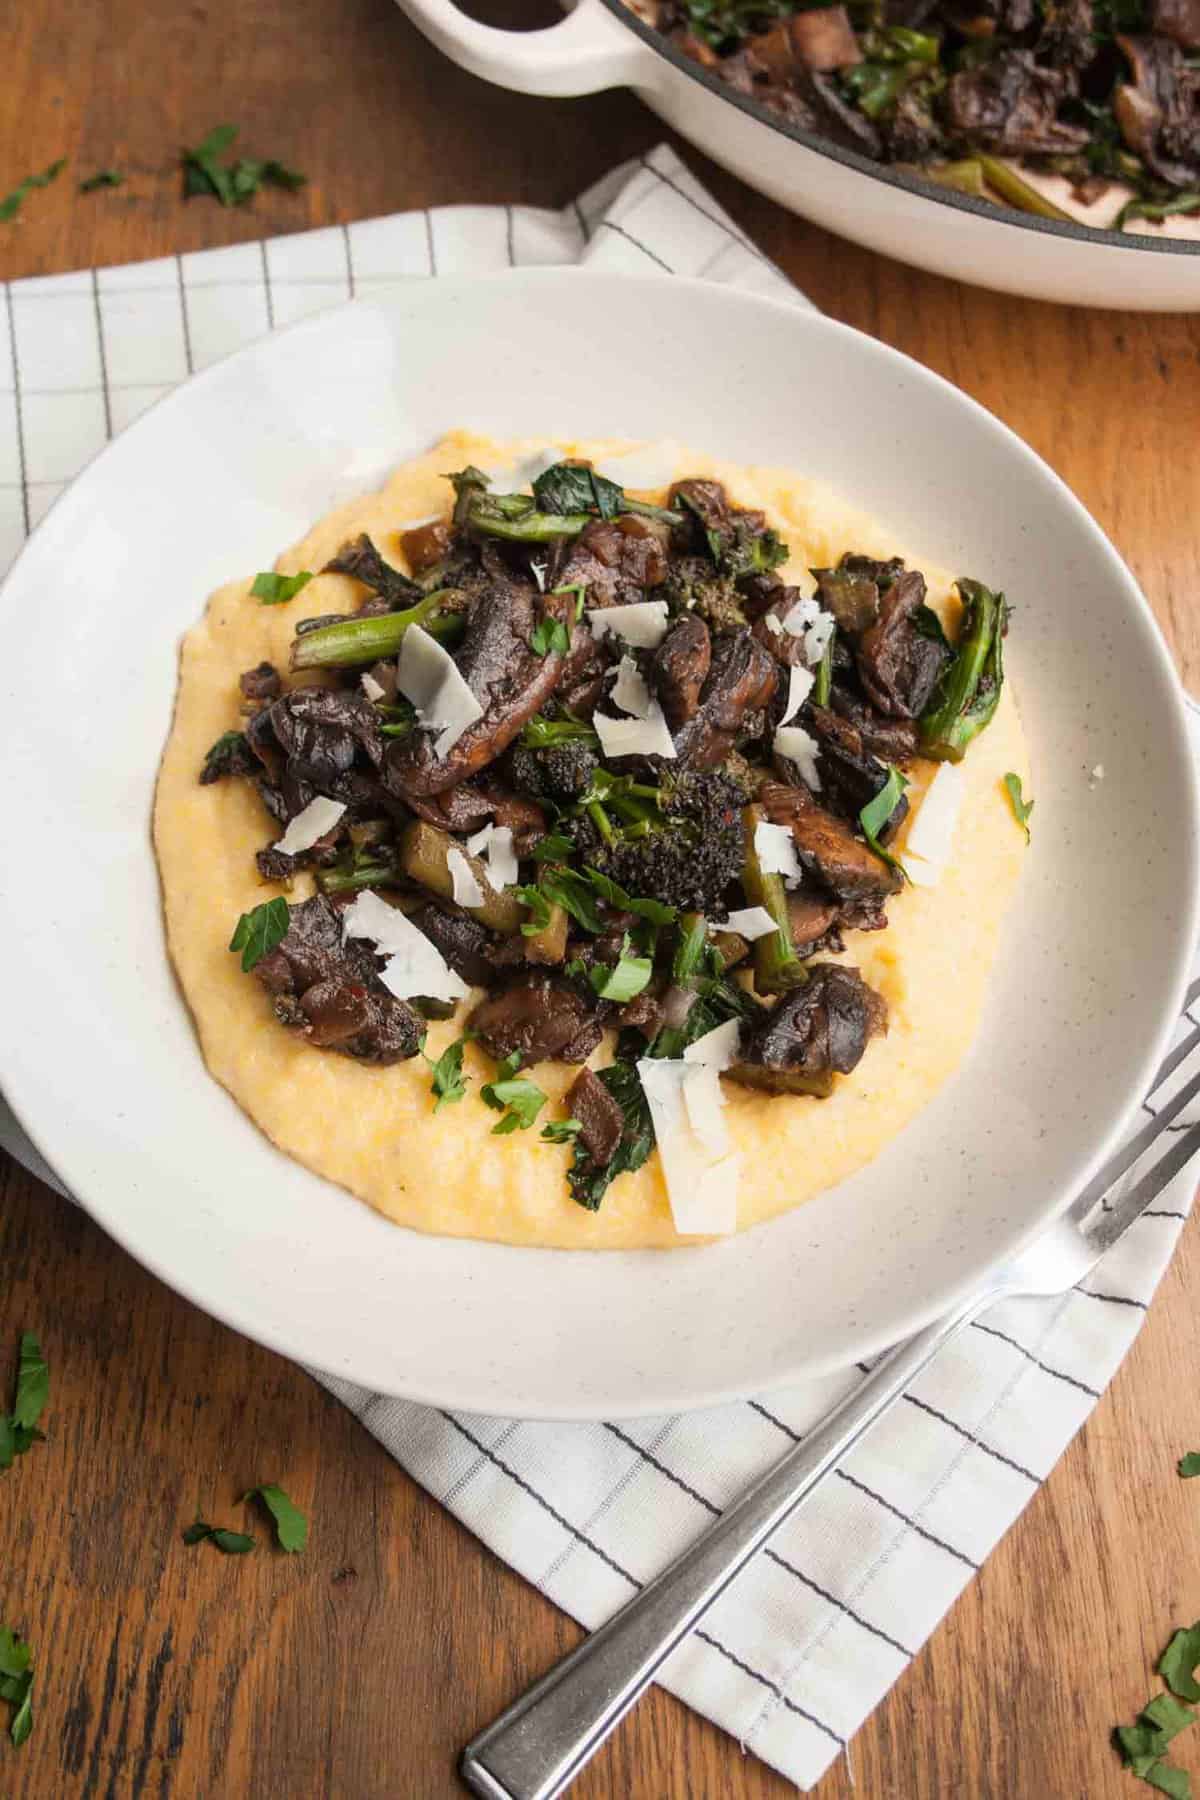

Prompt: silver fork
[{"left": 460, "top": 977, "right": 1200, "bottom": 1800}]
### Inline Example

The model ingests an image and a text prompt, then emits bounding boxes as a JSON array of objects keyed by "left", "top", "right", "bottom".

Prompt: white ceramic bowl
[
  {"left": 396, "top": 0, "right": 1200, "bottom": 310},
  {"left": 0, "top": 269, "right": 1195, "bottom": 1417}
]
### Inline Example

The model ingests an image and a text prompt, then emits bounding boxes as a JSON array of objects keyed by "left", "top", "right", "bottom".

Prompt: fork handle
[{"left": 461, "top": 1287, "right": 996, "bottom": 1800}]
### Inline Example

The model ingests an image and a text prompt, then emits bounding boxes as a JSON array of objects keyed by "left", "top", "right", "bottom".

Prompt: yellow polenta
[{"left": 153, "top": 431, "right": 1029, "bottom": 1250}]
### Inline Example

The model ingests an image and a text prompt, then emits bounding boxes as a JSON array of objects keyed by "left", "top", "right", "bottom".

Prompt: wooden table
[{"left": 3, "top": 1, "right": 1199, "bottom": 1793}]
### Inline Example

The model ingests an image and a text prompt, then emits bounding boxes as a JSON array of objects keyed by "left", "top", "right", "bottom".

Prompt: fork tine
[
  {"left": 1071, "top": 1019, "right": 1200, "bottom": 1219},
  {"left": 1085, "top": 1115, "right": 1200, "bottom": 1255}
]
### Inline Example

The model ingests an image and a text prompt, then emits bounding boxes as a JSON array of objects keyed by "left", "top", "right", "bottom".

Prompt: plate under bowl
[{"left": 0, "top": 269, "right": 1195, "bottom": 1417}]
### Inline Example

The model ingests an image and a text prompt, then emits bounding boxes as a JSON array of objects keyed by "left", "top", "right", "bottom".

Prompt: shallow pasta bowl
[{"left": 0, "top": 269, "right": 1195, "bottom": 1418}]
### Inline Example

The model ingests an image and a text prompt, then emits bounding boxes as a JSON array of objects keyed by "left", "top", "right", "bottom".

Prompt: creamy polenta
[{"left": 153, "top": 431, "right": 1029, "bottom": 1250}]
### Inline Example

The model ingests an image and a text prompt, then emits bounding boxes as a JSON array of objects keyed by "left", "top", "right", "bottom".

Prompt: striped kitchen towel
[{"left": 0, "top": 142, "right": 1196, "bottom": 1791}]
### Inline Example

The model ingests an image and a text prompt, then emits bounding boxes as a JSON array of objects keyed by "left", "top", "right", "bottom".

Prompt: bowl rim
[
  {"left": 601, "top": 0, "right": 1200, "bottom": 262},
  {"left": 1, "top": 267, "right": 1197, "bottom": 1417}
]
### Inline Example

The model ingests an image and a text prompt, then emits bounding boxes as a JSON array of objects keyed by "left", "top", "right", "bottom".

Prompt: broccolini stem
[
  {"left": 813, "top": 628, "right": 836, "bottom": 707},
  {"left": 290, "top": 588, "right": 460, "bottom": 671},
  {"left": 316, "top": 859, "right": 400, "bottom": 896},
  {"left": 977, "top": 155, "right": 1071, "bottom": 223},
  {"left": 920, "top": 579, "right": 1005, "bottom": 762},
  {"left": 587, "top": 801, "right": 616, "bottom": 845},
  {"left": 671, "top": 912, "right": 708, "bottom": 987},
  {"left": 467, "top": 498, "right": 592, "bottom": 543},
  {"left": 741, "top": 804, "right": 807, "bottom": 995}
]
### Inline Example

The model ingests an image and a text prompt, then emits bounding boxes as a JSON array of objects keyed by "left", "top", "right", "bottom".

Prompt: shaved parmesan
[
  {"left": 596, "top": 439, "right": 682, "bottom": 493},
  {"left": 361, "top": 671, "right": 386, "bottom": 702},
  {"left": 593, "top": 703, "right": 676, "bottom": 761},
  {"left": 447, "top": 846, "right": 486, "bottom": 910},
  {"left": 905, "top": 761, "right": 965, "bottom": 868},
  {"left": 611, "top": 654, "right": 654, "bottom": 719},
  {"left": 637, "top": 1058, "right": 741, "bottom": 1236},
  {"left": 588, "top": 600, "right": 669, "bottom": 649},
  {"left": 683, "top": 1064, "right": 731, "bottom": 1155},
  {"left": 342, "top": 888, "right": 469, "bottom": 1004},
  {"left": 717, "top": 905, "right": 777, "bottom": 942},
  {"left": 803, "top": 611, "right": 835, "bottom": 667},
  {"left": 753, "top": 818, "right": 803, "bottom": 886},
  {"left": 273, "top": 796, "right": 347, "bottom": 856},
  {"left": 781, "top": 596, "right": 820, "bottom": 637},
  {"left": 764, "top": 614, "right": 783, "bottom": 637},
  {"left": 902, "top": 853, "right": 942, "bottom": 888},
  {"left": 466, "top": 822, "right": 519, "bottom": 892},
  {"left": 396, "top": 624, "right": 483, "bottom": 757},
  {"left": 773, "top": 724, "right": 822, "bottom": 792},
  {"left": 683, "top": 1017, "right": 742, "bottom": 1070},
  {"left": 780, "top": 663, "right": 814, "bottom": 725}
]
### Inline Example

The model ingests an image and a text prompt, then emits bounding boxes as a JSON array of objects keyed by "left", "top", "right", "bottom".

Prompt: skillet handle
[{"left": 394, "top": 0, "right": 650, "bottom": 98}]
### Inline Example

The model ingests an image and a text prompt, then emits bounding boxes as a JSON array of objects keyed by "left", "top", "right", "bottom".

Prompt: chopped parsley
[
  {"left": 859, "top": 766, "right": 909, "bottom": 880},
  {"left": 0, "top": 1333, "right": 48, "bottom": 1472},
  {"left": 540, "top": 1118, "right": 583, "bottom": 1144},
  {"left": 516, "top": 884, "right": 554, "bottom": 936},
  {"left": 1003, "top": 771, "right": 1033, "bottom": 842},
  {"left": 229, "top": 897, "right": 289, "bottom": 972},
  {"left": 568, "top": 1054, "right": 653, "bottom": 1211},
  {"left": 182, "top": 1519, "right": 255, "bottom": 1554},
  {"left": 201, "top": 729, "right": 251, "bottom": 783},
  {"left": 0, "top": 159, "right": 66, "bottom": 223},
  {"left": 550, "top": 583, "right": 587, "bottom": 624},
  {"left": 590, "top": 934, "right": 653, "bottom": 1003},
  {"left": 530, "top": 615, "right": 570, "bottom": 657},
  {"left": 519, "top": 715, "right": 599, "bottom": 751},
  {"left": 241, "top": 1484, "right": 308, "bottom": 1553},
  {"left": 79, "top": 169, "right": 123, "bottom": 193},
  {"left": 531, "top": 833, "right": 574, "bottom": 864},
  {"left": 583, "top": 867, "right": 676, "bottom": 927},
  {"left": 1161, "top": 1626, "right": 1200, "bottom": 1702},
  {"left": 0, "top": 1627, "right": 34, "bottom": 1747},
  {"left": 182, "top": 126, "right": 305, "bottom": 208},
  {"left": 251, "top": 569, "right": 313, "bottom": 605},
  {"left": 422, "top": 1033, "right": 470, "bottom": 1111},
  {"left": 1179, "top": 1453, "right": 1200, "bottom": 1479},
  {"left": 480, "top": 1053, "right": 547, "bottom": 1134}
]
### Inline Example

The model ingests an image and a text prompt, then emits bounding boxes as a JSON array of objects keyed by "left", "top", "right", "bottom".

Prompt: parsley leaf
[
  {"left": 182, "top": 1518, "right": 255, "bottom": 1554},
  {"left": 251, "top": 569, "right": 313, "bottom": 605},
  {"left": 13, "top": 1335, "right": 47, "bottom": 1433},
  {"left": 1003, "top": 771, "right": 1033, "bottom": 841},
  {"left": 568, "top": 1058, "right": 653, "bottom": 1210},
  {"left": 1162, "top": 1627, "right": 1200, "bottom": 1702},
  {"left": 590, "top": 934, "right": 653, "bottom": 1003},
  {"left": 859, "top": 765, "right": 909, "bottom": 880},
  {"left": 530, "top": 615, "right": 570, "bottom": 657},
  {"left": 182, "top": 126, "right": 306, "bottom": 208},
  {"left": 79, "top": 169, "right": 123, "bottom": 192},
  {"left": 0, "top": 1632, "right": 33, "bottom": 1748},
  {"left": 1144, "top": 1763, "right": 1193, "bottom": 1798},
  {"left": 583, "top": 867, "right": 676, "bottom": 927},
  {"left": 0, "top": 159, "right": 66, "bottom": 223},
  {"left": 519, "top": 715, "right": 600, "bottom": 751},
  {"left": 532, "top": 833, "right": 575, "bottom": 864},
  {"left": 1180, "top": 1454, "right": 1200, "bottom": 1479},
  {"left": 422, "top": 1034, "right": 470, "bottom": 1111},
  {"left": 515, "top": 884, "right": 554, "bottom": 937},
  {"left": 481, "top": 1054, "right": 547, "bottom": 1134},
  {"left": 540, "top": 1118, "right": 583, "bottom": 1144},
  {"left": 538, "top": 867, "right": 605, "bottom": 934},
  {"left": 229, "top": 898, "right": 290, "bottom": 973},
  {"left": 241, "top": 1484, "right": 307, "bottom": 1553},
  {"left": 550, "top": 582, "right": 587, "bottom": 624}
]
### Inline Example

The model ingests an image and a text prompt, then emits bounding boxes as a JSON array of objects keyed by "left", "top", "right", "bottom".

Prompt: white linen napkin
[{"left": 1, "top": 143, "right": 1196, "bottom": 1791}]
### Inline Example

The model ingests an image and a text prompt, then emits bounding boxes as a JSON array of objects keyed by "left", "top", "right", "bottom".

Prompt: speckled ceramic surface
[{"left": 0, "top": 271, "right": 1195, "bottom": 1417}]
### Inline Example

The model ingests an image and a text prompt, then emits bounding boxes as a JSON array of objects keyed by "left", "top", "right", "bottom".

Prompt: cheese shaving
[
  {"left": 764, "top": 614, "right": 783, "bottom": 637},
  {"left": 466, "top": 822, "right": 519, "bottom": 892},
  {"left": 803, "top": 611, "right": 835, "bottom": 667},
  {"left": 636, "top": 1057, "right": 741, "bottom": 1236},
  {"left": 588, "top": 600, "right": 670, "bottom": 649},
  {"left": 272, "top": 796, "right": 347, "bottom": 856},
  {"left": 683, "top": 1064, "right": 732, "bottom": 1155},
  {"left": 396, "top": 623, "right": 483, "bottom": 757},
  {"left": 773, "top": 724, "right": 822, "bottom": 792},
  {"left": 361, "top": 671, "right": 386, "bottom": 702},
  {"left": 754, "top": 818, "right": 804, "bottom": 886},
  {"left": 905, "top": 761, "right": 965, "bottom": 870},
  {"left": 683, "top": 1018, "right": 742, "bottom": 1069},
  {"left": 780, "top": 664, "right": 814, "bottom": 725},
  {"left": 593, "top": 703, "right": 677, "bottom": 761},
  {"left": 341, "top": 888, "right": 469, "bottom": 1004},
  {"left": 447, "top": 846, "right": 486, "bottom": 910},
  {"left": 716, "top": 905, "right": 777, "bottom": 942},
  {"left": 611, "top": 654, "right": 655, "bottom": 719}
]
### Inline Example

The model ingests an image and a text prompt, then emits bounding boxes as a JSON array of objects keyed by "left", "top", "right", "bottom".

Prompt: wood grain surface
[{"left": 2, "top": 0, "right": 1199, "bottom": 1794}]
